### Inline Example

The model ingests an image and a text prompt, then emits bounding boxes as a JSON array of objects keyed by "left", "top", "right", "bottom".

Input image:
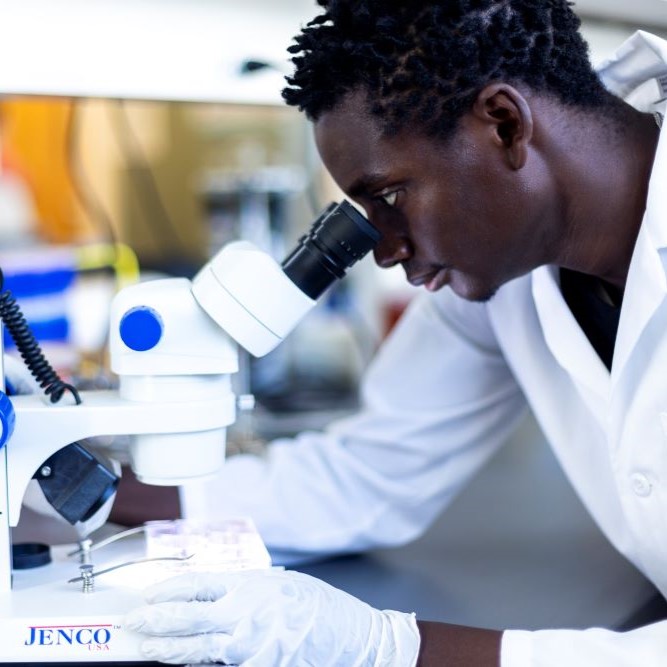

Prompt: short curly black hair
[{"left": 282, "top": 0, "right": 609, "bottom": 138}]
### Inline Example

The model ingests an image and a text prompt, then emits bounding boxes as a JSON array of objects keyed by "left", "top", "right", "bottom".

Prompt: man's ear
[{"left": 472, "top": 83, "right": 533, "bottom": 170}]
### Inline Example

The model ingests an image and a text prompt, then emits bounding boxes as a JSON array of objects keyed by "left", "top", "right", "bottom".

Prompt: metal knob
[{"left": 79, "top": 564, "right": 95, "bottom": 593}]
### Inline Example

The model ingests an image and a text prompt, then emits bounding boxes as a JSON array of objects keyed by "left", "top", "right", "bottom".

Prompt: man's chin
[{"left": 449, "top": 276, "right": 498, "bottom": 303}]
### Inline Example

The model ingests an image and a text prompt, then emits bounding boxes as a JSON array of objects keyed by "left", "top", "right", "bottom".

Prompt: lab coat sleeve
[
  {"left": 502, "top": 621, "right": 667, "bottom": 666},
  {"left": 180, "top": 289, "right": 527, "bottom": 563}
]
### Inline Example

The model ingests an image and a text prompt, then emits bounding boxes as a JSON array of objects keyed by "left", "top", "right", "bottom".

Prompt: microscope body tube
[
  {"left": 109, "top": 278, "right": 237, "bottom": 484},
  {"left": 192, "top": 242, "right": 316, "bottom": 357}
]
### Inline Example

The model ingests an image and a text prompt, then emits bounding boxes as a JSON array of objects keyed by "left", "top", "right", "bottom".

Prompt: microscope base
[{"left": 0, "top": 542, "right": 148, "bottom": 663}]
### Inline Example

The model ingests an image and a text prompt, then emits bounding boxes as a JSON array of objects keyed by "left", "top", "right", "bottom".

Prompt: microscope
[{"left": 0, "top": 200, "right": 378, "bottom": 663}]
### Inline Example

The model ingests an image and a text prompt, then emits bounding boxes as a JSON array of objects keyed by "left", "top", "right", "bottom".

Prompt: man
[{"left": 126, "top": 1, "right": 667, "bottom": 664}]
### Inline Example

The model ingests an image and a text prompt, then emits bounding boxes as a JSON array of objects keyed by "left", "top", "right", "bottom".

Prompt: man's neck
[{"left": 556, "top": 103, "right": 660, "bottom": 289}]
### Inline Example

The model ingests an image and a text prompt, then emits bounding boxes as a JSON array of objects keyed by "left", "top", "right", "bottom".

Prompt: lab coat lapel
[
  {"left": 611, "top": 124, "right": 667, "bottom": 385},
  {"left": 594, "top": 29, "right": 667, "bottom": 386},
  {"left": 531, "top": 265, "right": 609, "bottom": 402}
]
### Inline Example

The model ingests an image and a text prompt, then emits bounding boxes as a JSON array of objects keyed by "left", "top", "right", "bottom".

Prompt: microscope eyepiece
[{"left": 281, "top": 200, "right": 380, "bottom": 300}]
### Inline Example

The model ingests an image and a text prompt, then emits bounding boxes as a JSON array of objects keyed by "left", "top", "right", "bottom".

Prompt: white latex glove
[{"left": 125, "top": 569, "right": 421, "bottom": 666}]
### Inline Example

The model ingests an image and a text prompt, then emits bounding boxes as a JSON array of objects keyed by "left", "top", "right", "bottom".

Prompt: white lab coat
[{"left": 181, "top": 31, "right": 667, "bottom": 666}]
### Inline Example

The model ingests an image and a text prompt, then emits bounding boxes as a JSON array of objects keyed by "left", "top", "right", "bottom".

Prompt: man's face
[{"left": 314, "top": 91, "right": 559, "bottom": 302}]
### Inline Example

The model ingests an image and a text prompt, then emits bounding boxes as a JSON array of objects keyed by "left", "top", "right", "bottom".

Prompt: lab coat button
[{"left": 630, "top": 473, "right": 652, "bottom": 497}]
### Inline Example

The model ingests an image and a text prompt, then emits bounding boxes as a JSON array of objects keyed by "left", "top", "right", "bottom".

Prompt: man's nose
[{"left": 373, "top": 236, "right": 412, "bottom": 269}]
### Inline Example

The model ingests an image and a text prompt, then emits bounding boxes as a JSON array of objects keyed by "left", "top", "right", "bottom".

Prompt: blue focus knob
[
  {"left": 0, "top": 391, "right": 16, "bottom": 450},
  {"left": 119, "top": 306, "right": 164, "bottom": 352}
]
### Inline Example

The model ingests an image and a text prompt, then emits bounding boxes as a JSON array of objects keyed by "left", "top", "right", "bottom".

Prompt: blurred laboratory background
[{"left": 0, "top": 0, "right": 665, "bottom": 465}]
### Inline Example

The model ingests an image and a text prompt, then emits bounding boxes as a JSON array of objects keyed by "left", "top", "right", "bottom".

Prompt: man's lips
[{"left": 408, "top": 268, "right": 450, "bottom": 291}]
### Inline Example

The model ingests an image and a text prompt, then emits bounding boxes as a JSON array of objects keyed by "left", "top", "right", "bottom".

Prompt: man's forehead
[
  {"left": 315, "top": 92, "right": 382, "bottom": 146},
  {"left": 314, "top": 97, "right": 386, "bottom": 189}
]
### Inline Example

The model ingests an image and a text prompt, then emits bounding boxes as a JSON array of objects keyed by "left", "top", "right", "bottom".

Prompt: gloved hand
[{"left": 124, "top": 569, "right": 421, "bottom": 666}]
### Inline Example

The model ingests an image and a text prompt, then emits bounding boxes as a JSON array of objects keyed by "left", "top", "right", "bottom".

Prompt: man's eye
[{"left": 381, "top": 191, "right": 398, "bottom": 207}]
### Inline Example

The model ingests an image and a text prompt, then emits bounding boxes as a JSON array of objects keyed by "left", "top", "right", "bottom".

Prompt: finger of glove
[
  {"left": 140, "top": 634, "right": 233, "bottom": 665},
  {"left": 125, "top": 601, "right": 233, "bottom": 635},
  {"left": 144, "top": 570, "right": 264, "bottom": 603}
]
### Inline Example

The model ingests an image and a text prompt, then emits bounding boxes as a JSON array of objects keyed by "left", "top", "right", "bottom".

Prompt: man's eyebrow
[{"left": 347, "top": 172, "right": 391, "bottom": 197}]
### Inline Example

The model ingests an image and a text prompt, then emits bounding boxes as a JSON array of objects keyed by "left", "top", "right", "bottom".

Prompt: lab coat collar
[
  {"left": 597, "top": 30, "right": 667, "bottom": 105},
  {"left": 611, "top": 117, "right": 667, "bottom": 381},
  {"left": 642, "top": 107, "right": 667, "bottom": 251},
  {"left": 607, "top": 32, "right": 667, "bottom": 379}
]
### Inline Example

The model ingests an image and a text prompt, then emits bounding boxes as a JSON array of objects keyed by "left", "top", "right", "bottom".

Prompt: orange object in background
[
  {"left": 0, "top": 99, "right": 89, "bottom": 244},
  {"left": 383, "top": 298, "right": 412, "bottom": 338}
]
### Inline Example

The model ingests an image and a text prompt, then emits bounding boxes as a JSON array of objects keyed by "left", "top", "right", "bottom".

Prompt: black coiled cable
[{"left": 0, "top": 268, "right": 81, "bottom": 405}]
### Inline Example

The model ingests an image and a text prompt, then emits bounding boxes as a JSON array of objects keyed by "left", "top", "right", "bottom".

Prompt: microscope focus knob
[
  {"left": 0, "top": 391, "right": 16, "bottom": 450},
  {"left": 119, "top": 306, "right": 164, "bottom": 352}
]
